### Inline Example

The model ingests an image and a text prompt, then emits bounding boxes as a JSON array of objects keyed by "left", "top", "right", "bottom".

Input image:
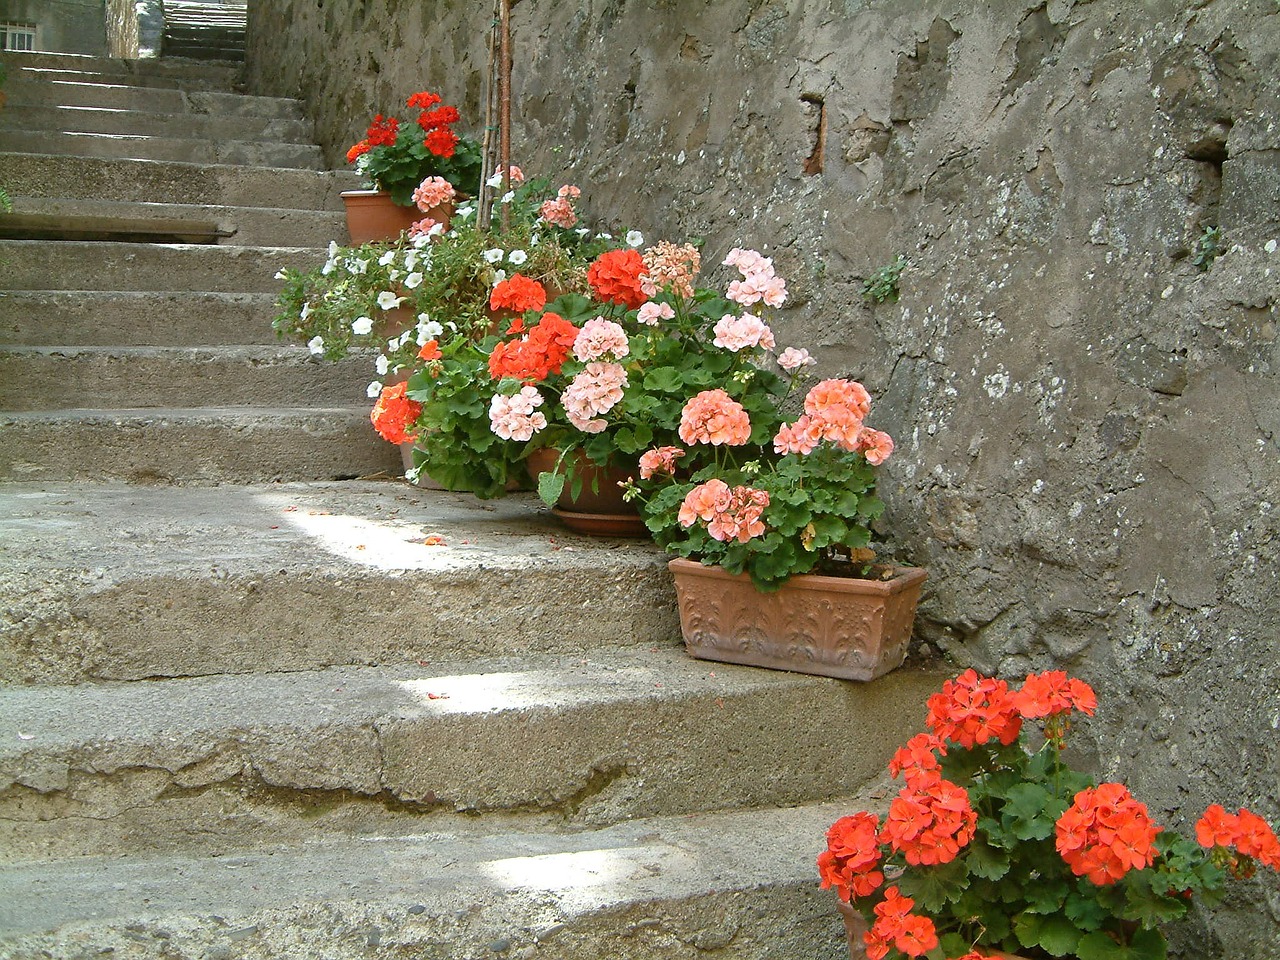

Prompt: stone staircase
[{"left": 0, "top": 51, "right": 941, "bottom": 959}]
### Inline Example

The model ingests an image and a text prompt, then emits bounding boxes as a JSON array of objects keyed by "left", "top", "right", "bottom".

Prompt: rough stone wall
[{"left": 245, "top": 1, "right": 1279, "bottom": 954}]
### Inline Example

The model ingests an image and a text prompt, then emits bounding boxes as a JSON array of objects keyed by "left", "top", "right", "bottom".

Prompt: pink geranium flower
[
  {"left": 778, "top": 346, "right": 816, "bottom": 373},
  {"left": 857, "top": 428, "right": 895, "bottom": 465},
  {"left": 488, "top": 386, "right": 547, "bottom": 441},
  {"left": 636, "top": 301, "right": 676, "bottom": 326},
  {"left": 563, "top": 361, "right": 628, "bottom": 432},
  {"left": 573, "top": 317, "right": 630, "bottom": 362},
  {"left": 712, "top": 313, "right": 775, "bottom": 352}
]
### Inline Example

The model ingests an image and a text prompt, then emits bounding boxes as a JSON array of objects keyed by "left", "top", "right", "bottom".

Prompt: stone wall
[
  {"left": 245, "top": 1, "right": 1279, "bottom": 954},
  {"left": 0, "top": 0, "right": 106, "bottom": 55}
]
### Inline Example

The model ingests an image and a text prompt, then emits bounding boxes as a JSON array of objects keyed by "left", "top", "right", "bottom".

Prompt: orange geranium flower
[
  {"left": 1055, "top": 783, "right": 1161, "bottom": 885},
  {"left": 490, "top": 274, "right": 548, "bottom": 314},
  {"left": 881, "top": 777, "right": 977, "bottom": 867},
  {"left": 370, "top": 382, "right": 421, "bottom": 445},
  {"left": 678, "top": 389, "right": 751, "bottom": 447},
  {"left": 417, "top": 340, "right": 441, "bottom": 362},
  {"left": 1014, "top": 670, "right": 1098, "bottom": 719},
  {"left": 925, "top": 669, "right": 1023, "bottom": 749},
  {"left": 587, "top": 248, "right": 648, "bottom": 309},
  {"left": 818, "top": 812, "right": 886, "bottom": 901}
]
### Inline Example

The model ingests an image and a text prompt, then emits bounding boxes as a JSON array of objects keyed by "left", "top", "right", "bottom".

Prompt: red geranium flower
[
  {"left": 424, "top": 127, "right": 459, "bottom": 158},
  {"left": 1055, "top": 783, "right": 1161, "bottom": 885},
  {"left": 365, "top": 114, "right": 398, "bottom": 147}
]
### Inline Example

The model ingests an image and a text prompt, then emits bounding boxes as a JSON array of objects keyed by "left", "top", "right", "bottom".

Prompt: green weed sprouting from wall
[
  {"left": 1192, "top": 225, "right": 1225, "bottom": 272},
  {"left": 862, "top": 255, "right": 906, "bottom": 303}
]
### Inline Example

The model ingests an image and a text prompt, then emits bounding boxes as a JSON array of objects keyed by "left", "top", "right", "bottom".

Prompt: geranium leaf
[
  {"left": 1002, "top": 783, "right": 1061, "bottom": 841},
  {"left": 1014, "top": 912, "right": 1083, "bottom": 957},
  {"left": 896, "top": 859, "right": 969, "bottom": 912},
  {"left": 965, "top": 840, "right": 1011, "bottom": 881},
  {"left": 537, "top": 470, "right": 565, "bottom": 507}
]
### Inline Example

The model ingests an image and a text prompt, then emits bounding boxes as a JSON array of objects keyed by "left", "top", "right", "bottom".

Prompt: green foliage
[
  {"left": 862, "top": 254, "right": 907, "bottom": 303},
  {"left": 358, "top": 126, "right": 482, "bottom": 205},
  {"left": 0, "top": 185, "right": 11, "bottom": 214},
  {"left": 1191, "top": 225, "right": 1225, "bottom": 272}
]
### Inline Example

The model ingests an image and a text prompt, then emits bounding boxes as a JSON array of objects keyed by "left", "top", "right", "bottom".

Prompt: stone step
[
  {"left": 0, "top": 797, "right": 860, "bottom": 959},
  {"left": 0, "top": 408, "right": 399, "bottom": 485},
  {"left": 3, "top": 197, "right": 346, "bottom": 246},
  {"left": 2, "top": 76, "right": 303, "bottom": 120},
  {"left": 0, "top": 346, "right": 371, "bottom": 411},
  {"left": 3, "top": 154, "right": 360, "bottom": 210},
  {"left": 0, "top": 647, "right": 934, "bottom": 861},
  {"left": 2, "top": 240, "right": 324, "bottom": 293},
  {"left": 3, "top": 104, "right": 313, "bottom": 145},
  {"left": 0, "top": 51, "right": 243, "bottom": 88},
  {"left": 0, "top": 292, "right": 281, "bottom": 346},
  {"left": 0, "top": 481, "right": 677, "bottom": 682},
  {"left": 0, "top": 129, "right": 324, "bottom": 169}
]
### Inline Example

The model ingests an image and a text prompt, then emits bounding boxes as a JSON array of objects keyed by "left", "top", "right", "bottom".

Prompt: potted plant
[
  {"left": 819, "top": 669, "right": 1280, "bottom": 960},
  {"left": 612, "top": 248, "right": 922, "bottom": 677},
  {"left": 341, "top": 89, "right": 483, "bottom": 242},
  {"left": 273, "top": 172, "right": 622, "bottom": 497}
]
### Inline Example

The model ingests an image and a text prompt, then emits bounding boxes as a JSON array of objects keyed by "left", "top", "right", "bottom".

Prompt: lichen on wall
[{"left": 245, "top": 1, "right": 1280, "bottom": 954}]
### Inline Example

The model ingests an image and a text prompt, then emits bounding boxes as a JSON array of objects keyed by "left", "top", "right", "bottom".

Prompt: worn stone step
[
  {"left": 0, "top": 408, "right": 399, "bottom": 484},
  {"left": 3, "top": 197, "right": 346, "bottom": 246},
  {"left": 2, "top": 76, "right": 303, "bottom": 120},
  {"left": 0, "top": 51, "right": 243, "bottom": 88},
  {"left": 3, "top": 105, "right": 313, "bottom": 145},
  {"left": 0, "top": 129, "right": 324, "bottom": 169},
  {"left": 0, "top": 481, "right": 677, "bottom": 682},
  {"left": 0, "top": 292, "right": 281, "bottom": 346},
  {"left": 1, "top": 240, "right": 324, "bottom": 293},
  {"left": 2, "top": 154, "right": 359, "bottom": 210},
  {"left": 0, "top": 346, "right": 372, "bottom": 411},
  {"left": 0, "top": 797, "right": 859, "bottom": 959},
  {"left": 0, "top": 647, "right": 935, "bottom": 861}
]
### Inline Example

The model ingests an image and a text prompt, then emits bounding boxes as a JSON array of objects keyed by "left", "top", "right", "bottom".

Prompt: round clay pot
[{"left": 340, "top": 190, "right": 452, "bottom": 244}]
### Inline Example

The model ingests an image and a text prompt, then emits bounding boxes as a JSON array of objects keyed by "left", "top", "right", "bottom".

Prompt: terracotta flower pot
[
  {"left": 526, "top": 448, "right": 648, "bottom": 537},
  {"left": 668, "top": 558, "right": 926, "bottom": 680},
  {"left": 340, "top": 189, "right": 452, "bottom": 244}
]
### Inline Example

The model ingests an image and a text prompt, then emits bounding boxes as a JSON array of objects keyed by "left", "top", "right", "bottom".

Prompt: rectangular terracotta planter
[{"left": 667, "top": 557, "right": 927, "bottom": 681}]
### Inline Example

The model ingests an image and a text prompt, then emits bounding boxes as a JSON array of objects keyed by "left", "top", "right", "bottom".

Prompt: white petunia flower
[
  {"left": 597, "top": 232, "right": 613, "bottom": 241},
  {"left": 377, "top": 291, "right": 404, "bottom": 310},
  {"left": 376, "top": 355, "right": 390, "bottom": 376},
  {"left": 575, "top": 228, "right": 590, "bottom": 237},
  {"left": 492, "top": 269, "right": 507, "bottom": 284},
  {"left": 274, "top": 269, "right": 286, "bottom": 280},
  {"left": 379, "top": 250, "right": 397, "bottom": 266},
  {"left": 485, "top": 171, "right": 505, "bottom": 189},
  {"left": 626, "top": 230, "right": 644, "bottom": 248},
  {"left": 404, "top": 271, "right": 424, "bottom": 289},
  {"left": 405, "top": 465, "right": 422, "bottom": 483},
  {"left": 346, "top": 257, "right": 368, "bottom": 275},
  {"left": 397, "top": 330, "right": 415, "bottom": 349},
  {"left": 366, "top": 380, "right": 383, "bottom": 398},
  {"left": 530, "top": 233, "right": 541, "bottom": 247},
  {"left": 351, "top": 316, "right": 373, "bottom": 335},
  {"left": 482, "top": 248, "right": 504, "bottom": 264},
  {"left": 299, "top": 302, "right": 311, "bottom": 321},
  {"left": 500, "top": 190, "right": 515, "bottom": 204},
  {"left": 417, "top": 319, "right": 444, "bottom": 343},
  {"left": 508, "top": 249, "right": 528, "bottom": 266},
  {"left": 307, "top": 336, "right": 325, "bottom": 355},
  {"left": 404, "top": 251, "right": 419, "bottom": 271}
]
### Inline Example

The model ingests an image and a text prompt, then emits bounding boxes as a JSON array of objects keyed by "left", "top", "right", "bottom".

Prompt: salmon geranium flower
[{"left": 678, "top": 389, "right": 751, "bottom": 446}]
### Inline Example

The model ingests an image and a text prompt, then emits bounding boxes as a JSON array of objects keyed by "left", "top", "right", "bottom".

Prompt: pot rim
[{"left": 666, "top": 555, "right": 927, "bottom": 594}]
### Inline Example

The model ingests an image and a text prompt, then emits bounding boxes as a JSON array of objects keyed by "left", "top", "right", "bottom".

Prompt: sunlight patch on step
[
  {"left": 478, "top": 844, "right": 689, "bottom": 906},
  {"left": 265, "top": 499, "right": 468, "bottom": 571}
]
